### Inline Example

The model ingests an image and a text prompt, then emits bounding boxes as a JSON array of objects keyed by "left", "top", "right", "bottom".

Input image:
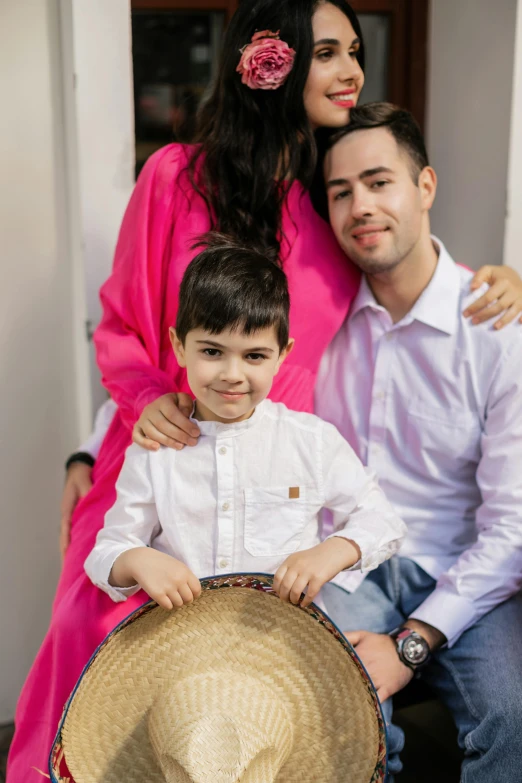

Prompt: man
[{"left": 317, "top": 103, "right": 522, "bottom": 781}]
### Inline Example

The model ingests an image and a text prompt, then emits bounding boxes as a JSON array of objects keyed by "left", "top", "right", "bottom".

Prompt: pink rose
[{"left": 237, "top": 30, "right": 296, "bottom": 91}]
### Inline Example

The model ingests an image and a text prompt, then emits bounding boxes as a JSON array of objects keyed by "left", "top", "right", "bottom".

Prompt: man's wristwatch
[{"left": 390, "top": 627, "right": 431, "bottom": 671}]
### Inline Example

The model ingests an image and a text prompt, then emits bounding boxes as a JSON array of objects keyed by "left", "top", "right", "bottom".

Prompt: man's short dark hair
[
  {"left": 175, "top": 236, "right": 290, "bottom": 351},
  {"left": 328, "top": 102, "right": 430, "bottom": 182}
]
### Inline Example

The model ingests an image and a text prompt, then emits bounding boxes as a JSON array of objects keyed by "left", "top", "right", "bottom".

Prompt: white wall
[
  {"left": 504, "top": 0, "right": 522, "bottom": 275},
  {"left": 427, "top": 0, "right": 518, "bottom": 269},
  {"left": 0, "top": 0, "right": 82, "bottom": 721}
]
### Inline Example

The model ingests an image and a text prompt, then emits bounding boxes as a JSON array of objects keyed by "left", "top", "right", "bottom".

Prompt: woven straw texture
[{"left": 51, "top": 575, "right": 386, "bottom": 783}]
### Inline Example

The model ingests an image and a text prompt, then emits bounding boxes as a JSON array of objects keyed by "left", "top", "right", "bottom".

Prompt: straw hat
[{"left": 50, "top": 574, "right": 386, "bottom": 783}]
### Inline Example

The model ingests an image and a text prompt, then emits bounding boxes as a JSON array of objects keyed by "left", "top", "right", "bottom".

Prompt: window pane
[
  {"left": 132, "top": 10, "right": 225, "bottom": 176},
  {"left": 358, "top": 14, "right": 390, "bottom": 103},
  {"left": 131, "top": 9, "right": 393, "bottom": 176}
]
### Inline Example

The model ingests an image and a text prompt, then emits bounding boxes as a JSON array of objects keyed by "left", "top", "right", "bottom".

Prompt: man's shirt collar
[{"left": 349, "top": 237, "right": 461, "bottom": 336}]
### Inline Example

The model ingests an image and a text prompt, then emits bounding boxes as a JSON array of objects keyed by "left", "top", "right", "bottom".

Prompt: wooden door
[
  {"left": 130, "top": 0, "right": 428, "bottom": 172},
  {"left": 132, "top": 0, "right": 238, "bottom": 22},
  {"left": 351, "top": 0, "right": 429, "bottom": 129},
  {"left": 131, "top": 0, "right": 239, "bottom": 171}
]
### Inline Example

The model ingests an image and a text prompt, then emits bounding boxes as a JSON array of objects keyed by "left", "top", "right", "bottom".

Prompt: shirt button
[
  {"left": 386, "top": 333, "right": 394, "bottom": 342},
  {"left": 375, "top": 390, "right": 385, "bottom": 400},
  {"left": 222, "top": 502, "right": 230, "bottom": 511},
  {"left": 218, "top": 447, "right": 227, "bottom": 455},
  {"left": 219, "top": 559, "right": 229, "bottom": 569}
]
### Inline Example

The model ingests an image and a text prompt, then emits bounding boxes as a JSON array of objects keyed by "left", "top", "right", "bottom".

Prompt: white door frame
[{"left": 60, "top": 0, "right": 136, "bottom": 428}]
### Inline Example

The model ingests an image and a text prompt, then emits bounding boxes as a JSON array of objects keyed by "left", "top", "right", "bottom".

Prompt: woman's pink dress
[{"left": 7, "top": 144, "right": 360, "bottom": 781}]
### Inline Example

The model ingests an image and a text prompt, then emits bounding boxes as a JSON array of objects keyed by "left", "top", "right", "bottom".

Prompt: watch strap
[{"left": 65, "top": 451, "right": 95, "bottom": 471}]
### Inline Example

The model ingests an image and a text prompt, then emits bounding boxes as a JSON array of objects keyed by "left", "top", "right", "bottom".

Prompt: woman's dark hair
[
  {"left": 186, "top": 0, "right": 364, "bottom": 265},
  {"left": 176, "top": 235, "right": 290, "bottom": 351}
]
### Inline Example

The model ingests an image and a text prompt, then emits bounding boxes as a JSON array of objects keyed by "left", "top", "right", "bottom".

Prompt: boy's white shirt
[{"left": 85, "top": 399, "right": 406, "bottom": 603}]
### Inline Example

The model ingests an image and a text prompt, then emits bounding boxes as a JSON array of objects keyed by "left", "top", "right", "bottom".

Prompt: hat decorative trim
[{"left": 50, "top": 573, "right": 387, "bottom": 782}]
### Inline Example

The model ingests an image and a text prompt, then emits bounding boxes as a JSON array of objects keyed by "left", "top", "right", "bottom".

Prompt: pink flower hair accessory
[{"left": 237, "top": 29, "right": 296, "bottom": 91}]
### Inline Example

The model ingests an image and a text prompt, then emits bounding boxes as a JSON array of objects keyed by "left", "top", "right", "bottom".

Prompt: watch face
[{"left": 401, "top": 633, "right": 430, "bottom": 666}]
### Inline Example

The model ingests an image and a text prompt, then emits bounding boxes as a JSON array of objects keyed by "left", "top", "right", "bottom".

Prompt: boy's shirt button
[
  {"left": 222, "top": 502, "right": 230, "bottom": 511},
  {"left": 219, "top": 559, "right": 229, "bottom": 569},
  {"left": 218, "top": 447, "right": 227, "bottom": 455}
]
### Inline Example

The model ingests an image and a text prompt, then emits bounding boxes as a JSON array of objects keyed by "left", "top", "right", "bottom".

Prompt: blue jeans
[{"left": 321, "top": 557, "right": 522, "bottom": 782}]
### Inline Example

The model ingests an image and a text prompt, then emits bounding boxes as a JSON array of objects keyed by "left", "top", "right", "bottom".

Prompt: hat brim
[{"left": 50, "top": 574, "right": 387, "bottom": 782}]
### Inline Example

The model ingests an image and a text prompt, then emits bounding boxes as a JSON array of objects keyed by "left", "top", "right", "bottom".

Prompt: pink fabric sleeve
[{"left": 94, "top": 145, "right": 185, "bottom": 430}]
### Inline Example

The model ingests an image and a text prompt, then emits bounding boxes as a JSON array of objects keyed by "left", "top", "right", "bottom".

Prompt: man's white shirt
[
  {"left": 85, "top": 400, "right": 405, "bottom": 603},
  {"left": 316, "top": 238, "right": 522, "bottom": 646}
]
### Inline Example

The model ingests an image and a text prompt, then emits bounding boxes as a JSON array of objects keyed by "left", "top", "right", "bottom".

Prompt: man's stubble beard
[
  {"left": 341, "top": 231, "right": 416, "bottom": 277},
  {"left": 351, "top": 254, "right": 404, "bottom": 276},
  {"left": 342, "top": 242, "right": 404, "bottom": 276}
]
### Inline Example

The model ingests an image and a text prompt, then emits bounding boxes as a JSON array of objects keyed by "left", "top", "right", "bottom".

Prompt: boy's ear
[
  {"left": 274, "top": 338, "right": 295, "bottom": 375},
  {"left": 170, "top": 327, "right": 186, "bottom": 368}
]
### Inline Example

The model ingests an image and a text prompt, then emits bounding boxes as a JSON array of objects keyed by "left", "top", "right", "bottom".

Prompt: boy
[{"left": 85, "top": 239, "right": 406, "bottom": 609}]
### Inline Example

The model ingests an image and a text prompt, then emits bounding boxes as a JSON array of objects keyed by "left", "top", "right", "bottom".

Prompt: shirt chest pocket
[
  {"left": 243, "top": 486, "right": 320, "bottom": 557},
  {"left": 405, "top": 401, "right": 481, "bottom": 468}
]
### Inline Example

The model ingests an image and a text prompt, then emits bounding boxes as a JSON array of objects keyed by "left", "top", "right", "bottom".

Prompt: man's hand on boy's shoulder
[
  {"left": 273, "top": 537, "right": 361, "bottom": 609},
  {"left": 110, "top": 548, "right": 201, "bottom": 610}
]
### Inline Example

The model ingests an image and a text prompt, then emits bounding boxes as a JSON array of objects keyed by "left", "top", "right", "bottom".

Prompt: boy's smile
[
  {"left": 170, "top": 326, "right": 293, "bottom": 424},
  {"left": 213, "top": 390, "right": 248, "bottom": 400}
]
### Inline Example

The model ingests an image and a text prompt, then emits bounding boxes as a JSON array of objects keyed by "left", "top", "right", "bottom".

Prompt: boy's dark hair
[
  {"left": 328, "top": 102, "right": 430, "bottom": 182},
  {"left": 175, "top": 237, "right": 290, "bottom": 351}
]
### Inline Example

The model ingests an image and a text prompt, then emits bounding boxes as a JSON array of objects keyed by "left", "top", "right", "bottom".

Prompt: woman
[{"left": 8, "top": 1, "right": 522, "bottom": 779}]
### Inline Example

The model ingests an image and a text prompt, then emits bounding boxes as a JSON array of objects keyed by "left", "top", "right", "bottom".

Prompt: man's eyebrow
[
  {"left": 359, "top": 166, "right": 394, "bottom": 179},
  {"left": 326, "top": 177, "right": 350, "bottom": 189},
  {"left": 314, "top": 36, "right": 361, "bottom": 47},
  {"left": 326, "top": 167, "right": 394, "bottom": 189}
]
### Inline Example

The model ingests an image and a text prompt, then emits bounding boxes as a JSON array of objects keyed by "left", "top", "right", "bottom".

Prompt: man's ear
[
  {"left": 170, "top": 327, "right": 186, "bottom": 368},
  {"left": 419, "top": 166, "right": 437, "bottom": 211},
  {"left": 274, "top": 338, "right": 295, "bottom": 375}
]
